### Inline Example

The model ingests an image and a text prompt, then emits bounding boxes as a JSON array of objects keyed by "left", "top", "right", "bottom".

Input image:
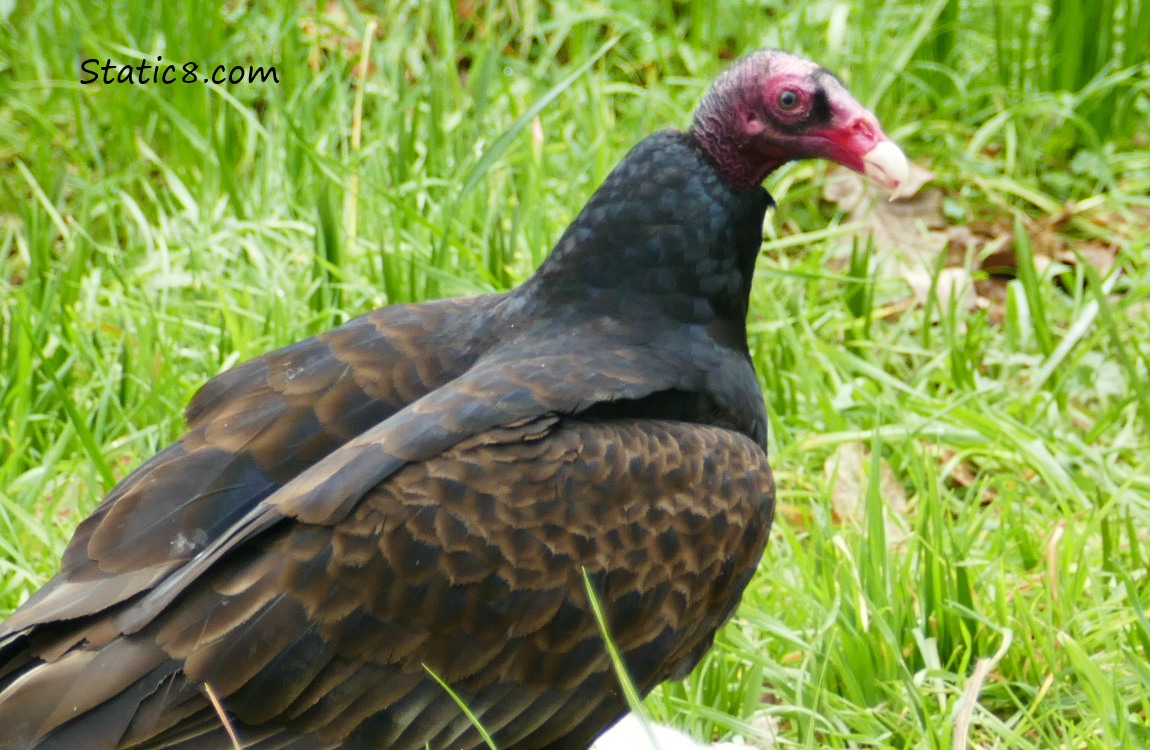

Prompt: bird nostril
[{"left": 853, "top": 119, "right": 875, "bottom": 139}]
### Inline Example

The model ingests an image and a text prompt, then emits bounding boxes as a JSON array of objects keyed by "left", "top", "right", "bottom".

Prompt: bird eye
[{"left": 778, "top": 90, "right": 799, "bottom": 109}]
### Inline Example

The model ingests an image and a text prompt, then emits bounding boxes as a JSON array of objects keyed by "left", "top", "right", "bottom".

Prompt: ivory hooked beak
[{"left": 862, "top": 140, "right": 911, "bottom": 200}]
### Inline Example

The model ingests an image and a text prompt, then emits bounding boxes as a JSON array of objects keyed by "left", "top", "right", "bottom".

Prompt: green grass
[{"left": 2, "top": 0, "right": 1149, "bottom": 747}]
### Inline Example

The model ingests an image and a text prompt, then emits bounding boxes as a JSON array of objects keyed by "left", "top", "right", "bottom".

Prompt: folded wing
[
  {"left": 0, "top": 418, "right": 773, "bottom": 750},
  {"left": 1, "top": 296, "right": 500, "bottom": 639}
]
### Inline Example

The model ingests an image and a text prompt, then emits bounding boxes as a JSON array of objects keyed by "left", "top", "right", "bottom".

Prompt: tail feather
[{"left": 0, "top": 635, "right": 179, "bottom": 750}]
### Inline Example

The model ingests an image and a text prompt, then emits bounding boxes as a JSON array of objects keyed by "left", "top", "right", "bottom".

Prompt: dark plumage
[{"left": 0, "top": 50, "right": 906, "bottom": 750}]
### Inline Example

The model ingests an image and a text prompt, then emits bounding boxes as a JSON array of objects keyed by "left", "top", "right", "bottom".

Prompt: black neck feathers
[{"left": 524, "top": 130, "right": 771, "bottom": 326}]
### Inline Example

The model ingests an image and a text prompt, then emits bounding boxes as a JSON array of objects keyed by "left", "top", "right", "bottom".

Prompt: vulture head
[{"left": 692, "top": 49, "right": 909, "bottom": 193}]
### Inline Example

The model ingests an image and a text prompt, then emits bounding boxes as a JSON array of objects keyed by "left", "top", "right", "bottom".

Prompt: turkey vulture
[{"left": 0, "top": 50, "right": 907, "bottom": 749}]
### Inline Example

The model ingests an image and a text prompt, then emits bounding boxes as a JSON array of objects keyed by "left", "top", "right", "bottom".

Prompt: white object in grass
[{"left": 592, "top": 714, "right": 707, "bottom": 750}]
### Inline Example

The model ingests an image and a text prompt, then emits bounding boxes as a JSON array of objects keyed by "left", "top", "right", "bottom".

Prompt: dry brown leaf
[
  {"left": 774, "top": 502, "right": 806, "bottom": 528},
  {"left": 824, "top": 442, "right": 910, "bottom": 545},
  {"left": 944, "top": 224, "right": 985, "bottom": 265},
  {"left": 456, "top": 0, "right": 477, "bottom": 21},
  {"left": 900, "top": 265, "right": 980, "bottom": 312},
  {"left": 821, "top": 167, "right": 866, "bottom": 210},
  {"left": 823, "top": 161, "right": 1125, "bottom": 325},
  {"left": 923, "top": 206, "right": 1119, "bottom": 322},
  {"left": 968, "top": 209, "right": 1118, "bottom": 281},
  {"left": 973, "top": 276, "right": 1010, "bottom": 324},
  {"left": 933, "top": 446, "right": 978, "bottom": 488},
  {"left": 1056, "top": 241, "right": 1117, "bottom": 278},
  {"left": 822, "top": 163, "right": 949, "bottom": 267}
]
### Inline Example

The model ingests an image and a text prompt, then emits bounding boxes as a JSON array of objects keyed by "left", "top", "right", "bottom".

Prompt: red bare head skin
[{"left": 692, "top": 50, "right": 908, "bottom": 193}]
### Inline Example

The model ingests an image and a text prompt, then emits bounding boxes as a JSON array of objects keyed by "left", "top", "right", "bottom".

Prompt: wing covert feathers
[{"left": 0, "top": 419, "right": 773, "bottom": 750}]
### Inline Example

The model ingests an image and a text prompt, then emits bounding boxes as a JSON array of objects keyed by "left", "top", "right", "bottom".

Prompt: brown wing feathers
[
  {"left": 2, "top": 298, "right": 499, "bottom": 638},
  {"left": 20, "top": 420, "right": 770, "bottom": 750},
  {"left": 0, "top": 344, "right": 774, "bottom": 750}
]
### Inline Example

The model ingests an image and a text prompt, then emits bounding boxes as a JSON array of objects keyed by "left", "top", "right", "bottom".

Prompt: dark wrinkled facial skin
[
  {"left": 755, "top": 68, "right": 837, "bottom": 134},
  {"left": 692, "top": 50, "right": 890, "bottom": 188}
]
